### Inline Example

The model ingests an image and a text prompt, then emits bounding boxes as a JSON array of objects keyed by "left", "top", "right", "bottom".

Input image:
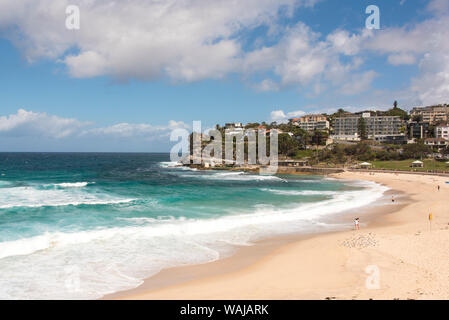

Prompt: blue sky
[{"left": 0, "top": 0, "right": 448, "bottom": 152}]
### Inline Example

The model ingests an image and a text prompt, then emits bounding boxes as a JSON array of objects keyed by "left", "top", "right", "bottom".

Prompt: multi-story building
[
  {"left": 410, "top": 105, "right": 449, "bottom": 124},
  {"left": 331, "top": 116, "right": 360, "bottom": 140},
  {"left": 424, "top": 138, "right": 449, "bottom": 150},
  {"left": 435, "top": 124, "right": 449, "bottom": 140},
  {"left": 331, "top": 113, "right": 405, "bottom": 143},
  {"left": 365, "top": 115, "right": 405, "bottom": 137},
  {"left": 224, "top": 122, "right": 243, "bottom": 129},
  {"left": 265, "top": 128, "right": 284, "bottom": 137},
  {"left": 223, "top": 122, "right": 244, "bottom": 136},
  {"left": 290, "top": 114, "right": 329, "bottom": 132},
  {"left": 374, "top": 135, "right": 408, "bottom": 144},
  {"left": 408, "top": 121, "right": 430, "bottom": 139}
]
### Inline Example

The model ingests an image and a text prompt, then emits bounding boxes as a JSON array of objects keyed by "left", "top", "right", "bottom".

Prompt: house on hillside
[
  {"left": 424, "top": 138, "right": 449, "bottom": 151},
  {"left": 410, "top": 105, "right": 449, "bottom": 124},
  {"left": 435, "top": 123, "right": 449, "bottom": 140},
  {"left": 224, "top": 122, "right": 243, "bottom": 129},
  {"left": 289, "top": 114, "right": 330, "bottom": 132}
]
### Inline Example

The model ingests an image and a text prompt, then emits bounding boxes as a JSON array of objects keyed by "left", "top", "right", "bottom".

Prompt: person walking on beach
[
  {"left": 438, "top": 185, "right": 440, "bottom": 191},
  {"left": 354, "top": 218, "right": 360, "bottom": 230},
  {"left": 392, "top": 195, "right": 395, "bottom": 203}
]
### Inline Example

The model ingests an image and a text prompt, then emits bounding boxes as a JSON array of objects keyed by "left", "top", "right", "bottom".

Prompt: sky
[{"left": 0, "top": 0, "right": 448, "bottom": 152}]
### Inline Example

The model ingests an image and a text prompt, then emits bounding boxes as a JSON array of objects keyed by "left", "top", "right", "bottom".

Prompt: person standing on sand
[
  {"left": 438, "top": 185, "right": 440, "bottom": 191},
  {"left": 392, "top": 196, "right": 395, "bottom": 203},
  {"left": 354, "top": 218, "right": 360, "bottom": 230}
]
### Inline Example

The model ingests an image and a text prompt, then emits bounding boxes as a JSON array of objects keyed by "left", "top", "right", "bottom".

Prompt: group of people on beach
[{"left": 355, "top": 184, "right": 442, "bottom": 231}]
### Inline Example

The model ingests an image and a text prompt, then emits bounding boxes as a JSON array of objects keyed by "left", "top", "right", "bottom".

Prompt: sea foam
[
  {"left": 0, "top": 179, "right": 388, "bottom": 299},
  {"left": 259, "top": 188, "right": 339, "bottom": 196},
  {"left": 52, "top": 182, "right": 94, "bottom": 188},
  {"left": 0, "top": 185, "right": 135, "bottom": 209},
  {"left": 181, "top": 171, "right": 287, "bottom": 182}
]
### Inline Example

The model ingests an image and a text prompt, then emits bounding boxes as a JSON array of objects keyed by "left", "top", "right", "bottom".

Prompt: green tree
[
  {"left": 441, "top": 146, "right": 449, "bottom": 157},
  {"left": 401, "top": 143, "right": 431, "bottom": 160},
  {"left": 412, "top": 115, "right": 423, "bottom": 122},
  {"left": 312, "top": 129, "right": 329, "bottom": 146},
  {"left": 384, "top": 101, "right": 409, "bottom": 120},
  {"left": 278, "top": 133, "right": 301, "bottom": 156},
  {"left": 244, "top": 122, "right": 260, "bottom": 129},
  {"left": 428, "top": 125, "right": 436, "bottom": 138},
  {"left": 357, "top": 117, "right": 368, "bottom": 140},
  {"left": 334, "top": 144, "right": 346, "bottom": 163}
]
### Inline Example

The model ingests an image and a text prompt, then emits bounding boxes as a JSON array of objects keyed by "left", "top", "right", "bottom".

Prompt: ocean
[{"left": 0, "top": 153, "right": 387, "bottom": 299}]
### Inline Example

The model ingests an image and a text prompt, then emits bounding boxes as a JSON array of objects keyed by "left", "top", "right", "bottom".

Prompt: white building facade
[{"left": 435, "top": 125, "right": 449, "bottom": 140}]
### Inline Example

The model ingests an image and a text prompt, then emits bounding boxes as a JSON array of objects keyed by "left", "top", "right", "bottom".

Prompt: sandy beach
[{"left": 110, "top": 171, "right": 449, "bottom": 300}]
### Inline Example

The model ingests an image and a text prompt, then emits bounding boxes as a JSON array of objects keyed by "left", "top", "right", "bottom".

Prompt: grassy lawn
[
  {"left": 313, "top": 162, "right": 343, "bottom": 168},
  {"left": 293, "top": 149, "right": 316, "bottom": 159},
  {"left": 371, "top": 160, "right": 449, "bottom": 172}
]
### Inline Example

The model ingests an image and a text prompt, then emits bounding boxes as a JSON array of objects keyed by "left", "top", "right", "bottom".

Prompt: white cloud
[
  {"left": 272, "top": 24, "right": 328, "bottom": 86},
  {"left": 387, "top": 53, "right": 416, "bottom": 66},
  {"left": 243, "top": 23, "right": 372, "bottom": 95},
  {"left": 243, "top": 46, "right": 279, "bottom": 74},
  {"left": 427, "top": 0, "right": 449, "bottom": 15},
  {"left": 410, "top": 53, "right": 449, "bottom": 106},
  {"left": 340, "top": 71, "right": 378, "bottom": 95},
  {"left": 0, "top": 109, "right": 90, "bottom": 138},
  {"left": 254, "top": 79, "right": 280, "bottom": 92},
  {"left": 270, "top": 109, "right": 305, "bottom": 123},
  {"left": 64, "top": 51, "right": 109, "bottom": 78},
  {"left": 2, "top": 0, "right": 449, "bottom": 104},
  {"left": 270, "top": 110, "right": 288, "bottom": 123},
  {"left": 0, "top": 109, "right": 189, "bottom": 142},
  {"left": 362, "top": 12, "right": 449, "bottom": 105},
  {"left": 0, "top": 0, "right": 375, "bottom": 96},
  {"left": 326, "top": 30, "right": 365, "bottom": 56},
  {"left": 84, "top": 120, "right": 190, "bottom": 140},
  {"left": 0, "top": 0, "right": 315, "bottom": 81}
]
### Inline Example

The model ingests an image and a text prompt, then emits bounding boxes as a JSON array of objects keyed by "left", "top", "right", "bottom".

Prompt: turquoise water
[{"left": 0, "top": 153, "right": 387, "bottom": 299}]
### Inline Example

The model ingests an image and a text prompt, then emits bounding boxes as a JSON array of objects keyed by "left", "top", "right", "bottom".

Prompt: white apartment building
[
  {"left": 331, "top": 113, "right": 405, "bottom": 142},
  {"left": 435, "top": 124, "right": 449, "bottom": 140},
  {"left": 410, "top": 105, "right": 449, "bottom": 124},
  {"left": 290, "top": 114, "right": 330, "bottom": 132}
]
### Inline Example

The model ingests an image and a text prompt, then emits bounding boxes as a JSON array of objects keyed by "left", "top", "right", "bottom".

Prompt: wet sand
[{"left": 106, "top": 172, "right": 449, "bottom": 300}]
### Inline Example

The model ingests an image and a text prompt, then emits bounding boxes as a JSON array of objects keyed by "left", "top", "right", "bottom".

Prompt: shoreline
[
  {"left": 108, "top": 171, "right": 449, "bottom": 299},
  {"left": 105, "top": 198, "right": 404, "bottom": 299},
  {"left": 104, "top": 171, "right": 449, "bottom": 300}
]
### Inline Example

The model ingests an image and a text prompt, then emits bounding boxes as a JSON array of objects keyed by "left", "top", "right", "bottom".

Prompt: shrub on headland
[{"left": 314, "top": 142, "right": 432, "bottom": 165}]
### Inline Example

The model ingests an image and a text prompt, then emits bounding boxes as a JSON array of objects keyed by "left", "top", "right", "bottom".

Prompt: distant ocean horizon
[{"left": 0, "top": 153, "right": 387, "bottom": 299}]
